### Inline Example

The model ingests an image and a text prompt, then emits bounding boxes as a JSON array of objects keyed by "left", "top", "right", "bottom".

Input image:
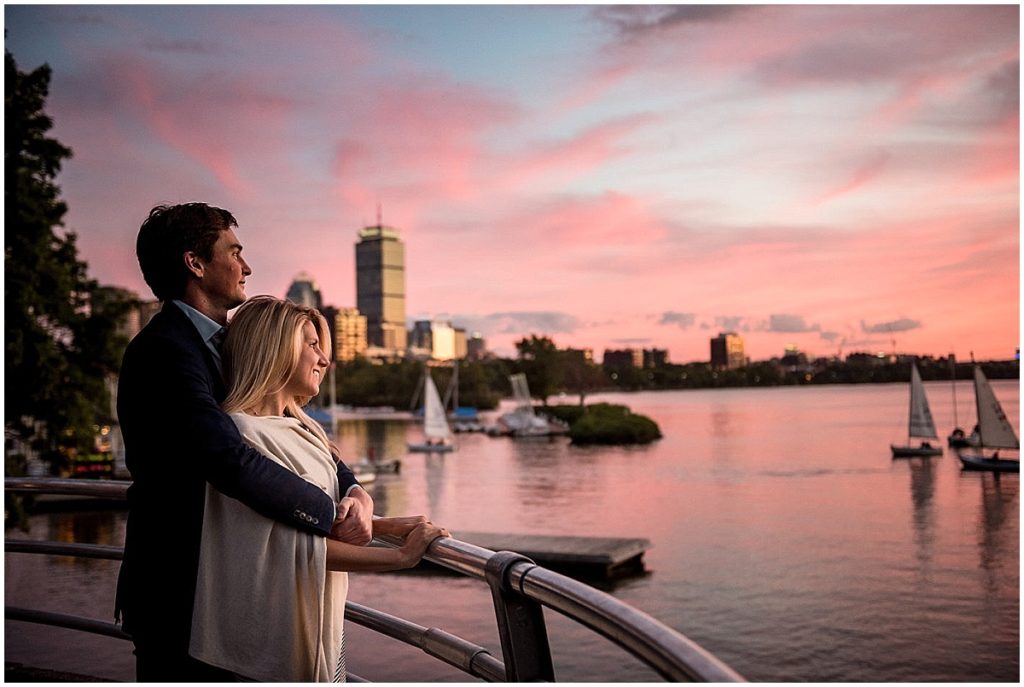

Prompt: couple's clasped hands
[{"left": 332, "top": 493, "right": 449, "bottom": 568}]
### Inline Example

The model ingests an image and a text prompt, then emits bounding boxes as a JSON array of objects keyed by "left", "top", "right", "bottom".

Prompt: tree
[
  {"left": 514, "top": 335, "right": 563, "bottom": 405},
  {"left": 561, "top": 350, "right": 604, "bottom": 405},
  {"left": 5, "top": 50, "right": 135, "bottom": 469}
]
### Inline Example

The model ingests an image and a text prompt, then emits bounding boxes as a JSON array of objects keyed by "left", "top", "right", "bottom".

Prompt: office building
[
  {"left": 643, "top": 348, "right": 669, "bottom": 369},
  {"left": 710, "top": 332, "right": 745, "bottom": 370},
  {"left": 603, "top": 348, "right": 642, "bottom": 369},
  {"left": 334, "top": 308, "right": 367, "bottom": 362},
  {"left": 467, "top": 333, "right": 488, "bottom": 361},
  {"left": 410, "top": 319, "right": 460, "bottom": 360},
  {"left": 453, "top": 328, "right": 468, "bottom": 360},
  {"left": 285, "top": 272, "right": 323, "bottom": 310},
  {"left": 356, "top": 223, "right": 407, "bottom": 353}
]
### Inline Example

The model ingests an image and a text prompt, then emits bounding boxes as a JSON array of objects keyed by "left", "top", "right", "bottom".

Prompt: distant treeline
[{"left": 323, "top": 337, "right": 1019, "bottom": 409}]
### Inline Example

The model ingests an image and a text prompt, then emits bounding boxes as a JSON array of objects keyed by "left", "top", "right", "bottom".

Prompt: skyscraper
[
  {"left": 355, "top": 223, "right": 407, "bottom": 353},
  {"left": 285, "top": 272, "right": 323, "bottom": 310},
  {"left": 710, "top": 332, "right": 745, "bottom": 370}
]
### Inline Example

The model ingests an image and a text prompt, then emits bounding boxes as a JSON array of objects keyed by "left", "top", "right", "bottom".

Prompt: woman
[{"left": 189, "top": 295, "right": 448, "bottom": 681}]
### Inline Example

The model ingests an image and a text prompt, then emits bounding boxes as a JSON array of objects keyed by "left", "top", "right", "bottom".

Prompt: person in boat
[
  {"left": 189, "top": 296, "right": 449, "bottom": 681},
  {"left": 116, "top": 203, "right": 373, "bottom": 681}
]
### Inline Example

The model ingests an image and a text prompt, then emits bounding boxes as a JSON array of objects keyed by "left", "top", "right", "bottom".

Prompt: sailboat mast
[
  {"left": 972, "top": 364, "right": 984, "bottom": 448},
  {"left": 907, "top": 363, "right": 915, "bottom": 444},
  {"left": 949, "top": 353, "right": 959, "bottom": 429}
]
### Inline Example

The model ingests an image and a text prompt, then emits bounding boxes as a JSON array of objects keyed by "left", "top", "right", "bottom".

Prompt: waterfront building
[
  {"left": 410, "top": 319, "right": 459, "bottom": 360},
  {"left": 603, "top": 348, "right": 642, "bottom": 369},
  {"left": 846, "top": 351, "right": 890, "bottom": 367},
  {"left": 285, "top": 272, "right": 323, "bottom": 310},
  {"left": 334, "top": 307, "right": 367, "bottom": 362},
  {"left": 454, "top": 327, "right": 468, "bottom": 360},
  {"left": 643, "top": 348, "right": 669, "bottom": 369},
  {"left": 780, "top": 345, "right": 808, "bottom": 368},
  {"left": 710, "top": 332, "right": 745, "bottom": 370},
  {"left": 356, "top": 223, "right": 407, "bottom": 355},
  {"left": 467, "top": 333, "right": 488, "bottom": 361},
  {"left": 564, "top": 347, "right": 594, "bottom": 364}
]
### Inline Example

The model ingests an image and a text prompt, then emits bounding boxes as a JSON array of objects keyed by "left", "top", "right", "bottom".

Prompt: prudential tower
[{"left": 355, "top": 217, "right": 407, "bottom": 354}]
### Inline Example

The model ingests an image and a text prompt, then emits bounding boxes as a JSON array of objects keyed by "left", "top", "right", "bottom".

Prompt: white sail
[
  {"left": 509, "top": 373, "right": 535, "bottom": 414},
  {"left": 908, "top": 363, "right": 938, "bottom": 439},
  {"left": 973, "top": 366, "right": 1019, "bottom": 449},
  {"left": 423, "top": 374, "right": 451, "bottom": 440}
]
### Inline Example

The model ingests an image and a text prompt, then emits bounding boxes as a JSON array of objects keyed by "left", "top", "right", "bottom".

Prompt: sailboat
[
  {"left": 408, "top": 371, "right": 455, "bottom": 453},
  {"left": 957, "top": 366, "right": 1019, "bottom": 472},
  {"left": 946, "top": 353, "right": 980, "bottom": 448},
  {"left": 891, "top": 362, "right": 943, "bottom": 458},
  {"left": 491, "top": 373, "right": 570, "bottom": 437}
]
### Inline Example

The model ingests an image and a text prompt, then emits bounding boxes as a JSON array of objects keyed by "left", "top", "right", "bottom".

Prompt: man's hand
[{"left": 330, "top": 487, "right": 373, "bottom": 545}]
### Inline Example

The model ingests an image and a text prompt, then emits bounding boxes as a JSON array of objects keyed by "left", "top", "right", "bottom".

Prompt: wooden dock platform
[{"left": 452, "top": 532, "right": 651, "bottom": 580}]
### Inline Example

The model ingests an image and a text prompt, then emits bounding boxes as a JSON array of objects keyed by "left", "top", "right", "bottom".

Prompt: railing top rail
[
  {"left": 5, "top": 477, "right": 129, "bottom": 499},
  {"left": 6, "top": 477, "right": 743, "bottom": 682}
]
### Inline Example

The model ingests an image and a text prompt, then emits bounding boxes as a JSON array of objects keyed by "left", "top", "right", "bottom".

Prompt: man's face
[{"left": 198, "top": 228, "right": 251, "bottom": 310}]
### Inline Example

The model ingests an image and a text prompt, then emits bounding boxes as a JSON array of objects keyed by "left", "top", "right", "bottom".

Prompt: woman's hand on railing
[{"left": 396, "top": 520, "right": 450, "bottom": 569}]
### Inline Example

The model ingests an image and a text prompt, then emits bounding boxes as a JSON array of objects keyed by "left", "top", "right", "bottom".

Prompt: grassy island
[{"left": 546, "top": 403, "right": 662, "bottom": 446}]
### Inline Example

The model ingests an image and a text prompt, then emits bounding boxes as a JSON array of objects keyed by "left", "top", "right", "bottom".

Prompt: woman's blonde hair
[{"left": 222, "top": 295, "right": 335, "bottom": 455}]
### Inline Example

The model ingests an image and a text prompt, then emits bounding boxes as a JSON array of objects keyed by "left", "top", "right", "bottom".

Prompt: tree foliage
[
  {"left": 513, "top": 335, "right": 563, "bottom": 405},
  {"left": 5, "top": 50, "right": 135, "bottom": 465}
]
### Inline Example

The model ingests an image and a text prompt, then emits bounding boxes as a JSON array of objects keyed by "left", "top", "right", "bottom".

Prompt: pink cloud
[
  {"left": 495, "top": 114, "right": 657, "bottom": 193},
  {"left": 807, "top": 151, "right": 891, "bottom": 208}
]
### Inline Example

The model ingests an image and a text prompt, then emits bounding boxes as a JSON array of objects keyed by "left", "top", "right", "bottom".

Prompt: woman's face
[{"left": 285, "top": 320, "right": 329, "bottom": 398}]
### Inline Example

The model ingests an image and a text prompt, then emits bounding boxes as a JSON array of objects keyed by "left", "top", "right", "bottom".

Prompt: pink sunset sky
[{"left": 5, "top": 4, "right": 1019, "bottom": 362}]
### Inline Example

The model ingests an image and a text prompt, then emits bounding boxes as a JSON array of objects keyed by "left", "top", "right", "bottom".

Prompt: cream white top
[{"left": 189, "top": 413, "right": 348, "bottom": 682}]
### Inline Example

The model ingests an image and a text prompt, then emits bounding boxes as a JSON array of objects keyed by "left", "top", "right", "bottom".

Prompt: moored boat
[
  {"left": 408, "top": 370, "right": 456, "bottom": 453},
  {"left": 491, "top": 373, "right": 569, "bottom": 437}
]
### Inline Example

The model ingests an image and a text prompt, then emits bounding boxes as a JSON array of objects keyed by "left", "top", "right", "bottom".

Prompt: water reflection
[
  {"left": 424, "top": 453, "right": 449, "bottom": 516},
  {"left": 335, "top": 419, "right": 407, "bottom": 461},
  {"left": 47, "top": 510, "right": 121, "bottom": 571},
  {"left": 906, "top": 458, "right": 936, "bottom": 578},
  {"left": 710, "top": 405, "right": 738, "bottom": 438},
  {"left": 974, "top": 473, "right": 1019, "bottom": 592}
]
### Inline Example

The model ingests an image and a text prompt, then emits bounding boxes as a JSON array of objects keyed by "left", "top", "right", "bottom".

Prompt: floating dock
[{"left": 452, "top": 532, "right": 651, "bottom": 580}]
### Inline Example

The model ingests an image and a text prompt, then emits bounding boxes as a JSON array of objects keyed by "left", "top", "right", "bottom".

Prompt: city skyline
[{"left": 5, "top": 5, "right": 1018, "bottom": 362}]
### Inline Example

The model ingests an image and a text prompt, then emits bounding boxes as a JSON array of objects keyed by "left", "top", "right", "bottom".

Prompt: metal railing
[{"left": 5, "top": 477, "right": 744, "bottom": 682}]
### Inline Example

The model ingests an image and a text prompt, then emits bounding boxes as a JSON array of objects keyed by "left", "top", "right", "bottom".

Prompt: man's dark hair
[{"left": 136, "top": 203, "right": 238, "bottom": 301}]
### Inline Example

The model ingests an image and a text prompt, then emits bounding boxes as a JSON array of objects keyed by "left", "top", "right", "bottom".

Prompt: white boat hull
[{"left": 957, "top": 451, "right": 1019, "bottom": 473}]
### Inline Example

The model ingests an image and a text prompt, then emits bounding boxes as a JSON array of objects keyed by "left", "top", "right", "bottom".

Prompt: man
[{"left": 115, "top": 203, "right": 373, "bottom": 681}]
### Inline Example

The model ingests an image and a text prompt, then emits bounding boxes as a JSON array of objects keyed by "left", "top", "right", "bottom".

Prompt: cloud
[
  {"left": 766, "top": 314, "right": 821, "bottom": 333},
  {"left": 715, "top": 316, "right": 748, "bottom": 332},
  {"left": 861, "top": 318, "right": 922, "bottom": 334},
  {"left": 808, "top": 150, "right": 891, "bottom": 207},
  {"left": 453, "top": 311, "right": 580, "bottom": 337},
  {"left": 612, "top": 337, "right": 651, "bottom": 345},
  {"left": 595, "top": 5, "right": 754, "bottom": 38},
  {"left": 659, "top": 311, "right": 696, "bottom": 329}
]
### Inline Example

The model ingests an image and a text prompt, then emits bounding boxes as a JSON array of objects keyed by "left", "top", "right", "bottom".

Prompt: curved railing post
[{"left": 484, "top": 551, "right": 554, "bottom": 682}]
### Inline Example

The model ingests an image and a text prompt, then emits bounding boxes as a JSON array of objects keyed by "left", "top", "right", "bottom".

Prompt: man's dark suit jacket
[{"left": 115, "top": 302, "right": 358, "bottom": 654}]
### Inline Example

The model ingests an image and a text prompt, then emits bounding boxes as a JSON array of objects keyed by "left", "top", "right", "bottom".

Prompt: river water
[{"left": 5, "top": 381, "right": 1019, "bottom": 681}]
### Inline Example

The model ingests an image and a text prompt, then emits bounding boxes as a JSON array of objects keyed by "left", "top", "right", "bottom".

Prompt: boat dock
[{"left": 450, "top": 532, "right": 651, "bottom": 579}]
